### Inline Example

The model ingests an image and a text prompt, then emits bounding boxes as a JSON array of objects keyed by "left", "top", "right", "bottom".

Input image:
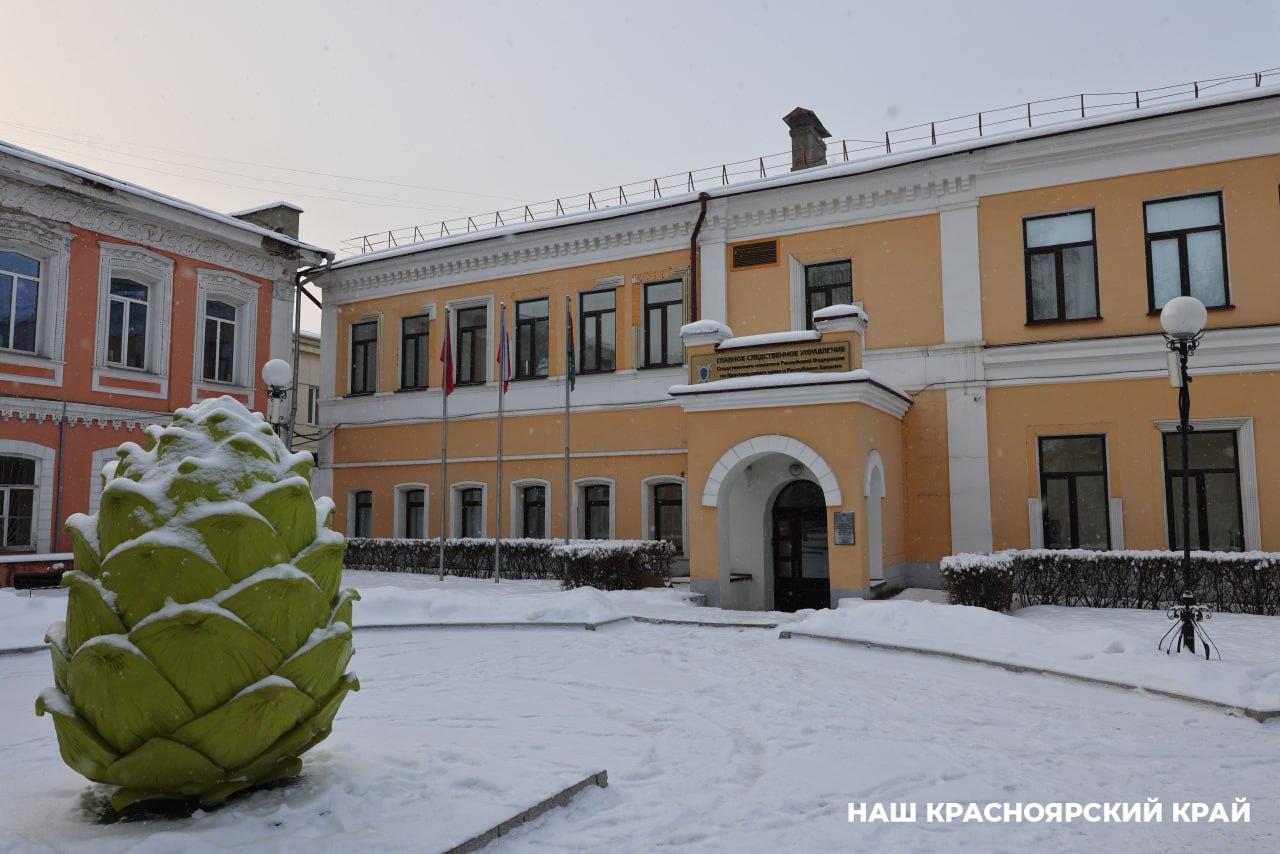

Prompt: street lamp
[
  {"left": 262, "top": 359, "right": 292, "bottom": 439},
  {"left": 1157, "top": 296, "right": 1216, "bottom": 658}
]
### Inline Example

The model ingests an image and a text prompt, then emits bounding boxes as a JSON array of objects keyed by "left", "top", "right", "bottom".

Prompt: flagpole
[
  {"left": 494, "top": 302, "right": 506, "bottom": 583},
  {"left": 564, "top": 295, "right": 572, "bottom": 547},
  {"left": 438, "top": 307, "right": 450, "bottom": 582}
]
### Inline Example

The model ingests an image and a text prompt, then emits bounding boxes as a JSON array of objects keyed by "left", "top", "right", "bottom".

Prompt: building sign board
[
  {"left": 689, "top": 340, "right": 850, "bottom": 384},
  {"left": 833, "top": 511, "right": 855, "bottom": 545}
]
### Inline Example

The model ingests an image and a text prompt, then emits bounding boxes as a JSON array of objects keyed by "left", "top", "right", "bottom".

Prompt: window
[
  {"left": 107, "top": 278, "right": 149, "bottom": 369},
  {"left": 456, "top": 305, "right": 487, "bottom": 386},
  {"left": 1024, "top": 211, "right": 1099, "bottom": 323},
  {"left": 0, "top": 251, "right": 39, "bottom": 353},
  {"left": 651, "top": 482, "right": 684, "bottom": 554},
  {"left": 1162, "top": 430, "right": 1244, "bottom": 552},
  {"left": 1145, "top": 193, "right": 1228, "bottom": 310},
  {"left": 202, "top": 299, "right": 236, "bottom": 383},
  {"left": 579, "top": 290, "right": 615, "bottom": 374},
  {"left": 643, "top": 280, "right": 683, "bottom": 368},
  {"left": 350, "top": 321, "right": 377, "bottom": 395},
  {"left": 400, "top": 315, "right": 430, "bottom": 390},
  {"left": 402, "top": 487, "right": 426, "bottom": 539},
  {"left": 352, "top": 490, "right": 373, "bottom": 538},
  {"left": 460, "top": 487, "right": 484, "bottom": 538},
  {"left": 522, "top": 485, "right": 546, "bottom": 538},
  {"left": 0, "top": 456, "right": 35, "bottom": 550},
  {"left": 515, "top": 298, "right": 549, "bottom": 379},
  {"left": 804, "top": 262, "right": 852, "bottom": 329},
  {"left": 307, "top": 386, "right": 320, "bottom": 424},
  {"left": 1038, "top": 435, "right": 1111, "bottom": 550},
  {"left": 583, "top": 484, "right": 610, "bottom": 540}
]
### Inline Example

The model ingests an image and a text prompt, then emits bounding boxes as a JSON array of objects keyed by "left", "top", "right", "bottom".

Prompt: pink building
[{"left": 0, "top": 140, "right": 330, "bottom": 583}]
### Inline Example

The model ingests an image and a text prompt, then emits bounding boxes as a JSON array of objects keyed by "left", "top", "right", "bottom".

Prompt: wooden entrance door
[{"left": 771, "top": 480, "right": 829, "bottom": 612}]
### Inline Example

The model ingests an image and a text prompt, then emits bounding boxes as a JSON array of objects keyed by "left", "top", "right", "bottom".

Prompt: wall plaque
[
  {"left": 833, "top": 511, "right": 855, "bottom": 545},
  {"left": 689, "top": 340, "right": 850, "bottom": 384}
]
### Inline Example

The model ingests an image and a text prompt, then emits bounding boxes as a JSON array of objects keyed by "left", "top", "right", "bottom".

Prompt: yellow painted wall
[
  {"left": 332, "top": 250, "right": 690, "bottom": 397},
  {"left": 724, "top": 215, "right": 944, "bottom": 349},
  {"left": 331, "top": 405, "right": 689, "bottom": 541},
  {"left": 987, "top": 371, "right": 1280, "bottom": 551},
  {"left": 979, "top": 154, "right": 1280, "bottom": 346},
  {"left": 901, "top": 389, "right": 952, "bottom": 563}
]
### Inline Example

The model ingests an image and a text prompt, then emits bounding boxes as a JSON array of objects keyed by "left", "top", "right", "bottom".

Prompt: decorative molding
[
  {"left": 702, "top": 435, "right": 841, "bottom": 508},
  {"left": 0, "top": 210, "right": 72, "bottom": 376},
  {"left": 192, "top": 269, "right": 259, "bottom": 402},
  {"left": 273, "top": 280, "right": 295, "bottom": 301},
  {"left": 0, "top": 176, "right": 280, "bottom": 278},
  {"left": 0, "top": 396, "right": 170, "bottom": 430}
]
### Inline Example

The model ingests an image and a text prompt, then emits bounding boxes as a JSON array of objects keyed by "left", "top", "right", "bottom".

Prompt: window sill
[
  {"left": 638, "top": 364, "right": 685, "bottom": 371},
  {"left": 395, "top": 386, "right": 429, "bottom": 393},
  {"left": 1147, "top": 303, "right": 1234, "bottom": 317},
  {"left": 1025, "top": 315, "right": 1104, "bottom": 327},
  {"left": 511, "top": 374, "right": 550, "bottom": 383},
  {"left": 344, "top": 391, "right": 376, "bottom": 398}
]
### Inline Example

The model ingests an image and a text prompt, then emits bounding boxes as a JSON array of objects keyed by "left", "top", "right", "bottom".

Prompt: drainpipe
[
  {"left": 689, "top": 192, "right": 711, "bottom": 321},
  {"left": 52, "top": 400, "right": 67, "bottom": 552},
  {"left": 288, "top": 253, "right": 335, "bottom": 449}
]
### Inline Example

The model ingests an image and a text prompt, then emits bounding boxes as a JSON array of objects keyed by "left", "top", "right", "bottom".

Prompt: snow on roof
[
  {"left": 670, "top": 368, "right": 910, "bottom": 400},
  {"left": 330, "top": 84, "right": 1280, "bottom": 273},
  {"left": 229, "top": 201, "right": 305, "bottom": 215},
  {"left": 717, "top": 330, "right": 819, "bottom": 350},
  {"left": 679, "top": 319, "right": 732, "bottom": 338},
  {"left": 0, "top": 139, "right": 330, "bottom": 257}
]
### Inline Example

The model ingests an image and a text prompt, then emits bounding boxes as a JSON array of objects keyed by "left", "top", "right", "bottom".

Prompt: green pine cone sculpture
[{"left": 36, "top": 396, "right": 359, "bottom": 811}]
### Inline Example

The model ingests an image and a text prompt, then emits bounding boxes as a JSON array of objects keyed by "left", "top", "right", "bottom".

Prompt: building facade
[
  {"left": 0, "top": 141, "right": 328, "bottom": 579},
  {"left": 317, "top": 88, "right": 1280, "bottom": 610}
]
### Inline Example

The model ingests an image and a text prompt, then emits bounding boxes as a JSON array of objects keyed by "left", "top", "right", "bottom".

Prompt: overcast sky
[{"left": 6, "top": 0, "right": 1279, "bottom": 330}]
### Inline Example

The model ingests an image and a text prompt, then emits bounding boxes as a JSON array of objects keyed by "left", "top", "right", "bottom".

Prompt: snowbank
[{"left": 795, "top": 599, "right": 1280, "bottom": 712}]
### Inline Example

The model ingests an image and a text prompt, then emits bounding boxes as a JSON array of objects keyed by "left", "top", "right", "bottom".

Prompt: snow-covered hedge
[
  {"left": 939, "top": 553, "right": 1014, "bottom": 611},
  {"left": 941, "top": 549, "right": 1280, "bottom": 614},
  {"left": 344, "top": 537, "right": 674, "bottom": 591}
]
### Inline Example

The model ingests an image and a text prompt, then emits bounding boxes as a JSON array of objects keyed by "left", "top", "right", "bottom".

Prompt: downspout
[
  {"left": 689, "top": 192, "right": 711, "bottom": 321},
  {"left": 52, "top": 400, "right": 67, "bottom": 552},
  {"left": 288, "top": 252, "right": 335, "bottom": 450}
]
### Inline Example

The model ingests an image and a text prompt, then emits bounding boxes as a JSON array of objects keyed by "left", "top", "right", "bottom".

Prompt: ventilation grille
[{"left": 731, "top": 239, "right": 779, "bottom": 270}]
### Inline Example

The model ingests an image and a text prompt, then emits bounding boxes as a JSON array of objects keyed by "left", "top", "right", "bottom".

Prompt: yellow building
[{"left": 316, "top": 89, "right": 1280, "bottom": 610}]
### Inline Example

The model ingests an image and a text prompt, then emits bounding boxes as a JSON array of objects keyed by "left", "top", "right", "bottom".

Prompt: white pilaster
[
  {"left": 270, "top": 279, "right": 295, "bottom": 361},
  {"left": 946, "top": 385, "right": 994, "bottom": 554},
  {"left": 940, "top": 202, "right": 983, "bottom": 344}
]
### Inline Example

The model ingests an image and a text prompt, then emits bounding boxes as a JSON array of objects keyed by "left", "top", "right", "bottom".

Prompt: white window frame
[
  {"left": 306, "top": 385, "right": 320, "bottom": 425},
  {"left": 0, "top": 213, "right": 71, "bottom": 386},
  {"left": 640, "top": 476, "right": 686, "bottom": 555},
  {"left": 394, "top": 483, "right": 429, "bottom": 539},
  {"left": 347, "top": 314, "right": 381, "bottom": 396},
  {"left": 452, "top": 481, "right": 488, "bottom": 538},
  {"left": 93, "top": 243, "right": 174, "bottom": 398},
  {"left": 348, "top": 489, "right": 374, "bottom": 539},
  {"left": 446, "top": 296, "right": 494, "bottom": 387},
  {"left": 510, "top": 478, "right": 552, "bottom": 539},
  {"left": 192, "top": 270, "right": 259, "bottom": 398},
  {"left": 0, "top": 440, "right": 55, "bottom": 552},
  {"left": 573, "top": 477, "right": 616, "bottom": 540},
  {"left": 1153, "top": 416, "right": 1259, "bottom": 551},
  {"left": 790, "top": 255, "right": 855, "bottom": 331}
]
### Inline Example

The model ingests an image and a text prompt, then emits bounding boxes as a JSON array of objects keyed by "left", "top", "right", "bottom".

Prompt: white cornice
[
  {"left": 0, "top": 172, "right": 292, "bottom": 281},
  {"left": 671, "top": 377, "right": 911, "bottom": 419},
  {"left": 0, "top": 396, "right": 173, "bottom": 429},
  {"left": 983, "top": 324, "right": 1280, "bottom": 387}
]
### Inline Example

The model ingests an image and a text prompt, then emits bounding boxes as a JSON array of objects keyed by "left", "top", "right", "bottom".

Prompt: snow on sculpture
[{"left": 36, "top": 396, "right": 359, "bottom": 810}]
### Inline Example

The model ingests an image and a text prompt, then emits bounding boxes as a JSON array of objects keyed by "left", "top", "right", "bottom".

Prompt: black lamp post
[
  {"left": 262, "top": 358, "right": 292, "bottom": 441},
  {"left": 1157, "top": 296, "right": 1215, "bottom": 659}
]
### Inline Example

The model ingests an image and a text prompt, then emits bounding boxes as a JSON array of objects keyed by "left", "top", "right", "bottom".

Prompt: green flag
[{"left": 566, "top": 306, "right": 576, "bottom": 391}]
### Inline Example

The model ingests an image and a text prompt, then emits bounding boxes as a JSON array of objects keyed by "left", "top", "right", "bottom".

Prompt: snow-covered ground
[{"left": 1, "top": 572, "right": 1277, "bottom": 851}]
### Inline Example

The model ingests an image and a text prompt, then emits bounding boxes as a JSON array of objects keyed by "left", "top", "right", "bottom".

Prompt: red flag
[{"left": 440, "top": 316, "right": 454, "bottom": 396}]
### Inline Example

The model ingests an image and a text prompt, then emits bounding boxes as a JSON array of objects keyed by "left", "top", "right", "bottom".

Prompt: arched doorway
[{"left": 771, "top": 480, "right": 829, "bottom": 611}]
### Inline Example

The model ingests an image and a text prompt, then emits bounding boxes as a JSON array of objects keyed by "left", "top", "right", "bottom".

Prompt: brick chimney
[
  {"left": 783, "top": 108, "right": 831, "bottom": 172},
  {"left": 231, "top": 202, "right": 303, "bottom": 240}
]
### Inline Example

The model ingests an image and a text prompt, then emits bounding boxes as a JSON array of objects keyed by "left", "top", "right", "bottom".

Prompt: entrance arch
[
  {"left": 864, "top": 450, "right": 885, "bottom": 583},
  {"left": 703, "top": 435, "right": 842, "bottom": 611},
  {"left": 771, "top": 480, "right": 830, "bottom": 611}
]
